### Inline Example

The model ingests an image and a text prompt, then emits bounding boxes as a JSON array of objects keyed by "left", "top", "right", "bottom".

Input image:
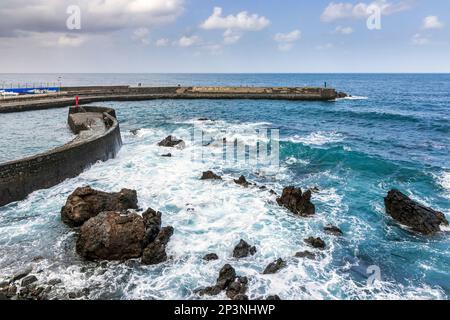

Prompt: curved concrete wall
[{"left": 0, "top": 106, "right": 122, "bottom": 207}]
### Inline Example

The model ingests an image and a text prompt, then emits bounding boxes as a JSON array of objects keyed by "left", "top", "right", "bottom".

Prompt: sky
[{"left": 0, "top": 0, "right": 449, "bottom": 73}]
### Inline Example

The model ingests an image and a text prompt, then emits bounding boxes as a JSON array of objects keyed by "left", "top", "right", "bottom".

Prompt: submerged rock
[
  {"left": 384, "top": 189, "right": 449, "bottom": 235},
  {"left": 294, "top": 251, "right": 316, "bottom": 260},
  {"left": 233, "top": 239, "right": 257, "bottom": 258},
  {"left": 234, "top": 176, "right": 252, "bottom": 187},
  {"left": 142, "top": 226, "right": 174, "bottom": 265},
  {"left": 130, "top": 129, "right": 140, "bottom": 135},
  {"left": 157, "top": 135, "right": 185, "bottom": 148},
  {"left": 201, "top": 171, "right": 222, "bottom": 180},
  {"left": 161, "top": 153, "right": 172, "bottom": 157},
  {"left": 276, "top": 187, "right": 315, "bottom": 217},
  {"left": 61, "top": 186, "right": 138, "bottom": 227},
  {"left": 304, "top": 237, "right": 326, "bottom": 249},
  {"left": 324, "top": 225, "right": 344, "bottom": 236},
  {"left": 267, "top": 295, "right": 281, "bottom": 300},
  {"left": 76, "top": 211, "right": 145, "bottom": 261},
  {"left": 20, "top": 275, "right": 38, "bottom": 287},
  {"left": 226, "top": 276, "right": 248, "bottom": 300},
  {"left": 263, "top": 258, "right": 287, "bottom": 274},
  {"left": 203, "top": 253, "right": 219, "bottom": 261}
]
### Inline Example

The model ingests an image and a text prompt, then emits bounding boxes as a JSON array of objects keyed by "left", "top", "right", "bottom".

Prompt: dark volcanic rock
[
  {"left": 201, "top": 171, "right": 222, "bottom": 180},
  {"left": 304, "top": 237, "right": 326, "bottom": 249},
  {"left": 276, "top": 187, "right": 315, "bottom": 217},
  {"left": 157, "top": 135, "right": 185, "bottom": 148},
  {"left": 324, "top": 225, "right": 343, "bottom": 236},
  {"left": 263, "top": 258, "right": 287, "bottom": 274},
  {"left": 295, "top": 251, "right": 316, "bottom": 260},
  {"left": 76, "top": 212, "right": 145, "bottom": 261},
  {"left": 61, "top": 186, "right": 138, "bottom": 227},
  {"left": 384, "top": 189, "right": 449, "bottom": 235},
  {"left": 203, "top": 253, "right": 219, "bottom": 261},
  {"left": 234, "top": 176, "right": 252, "bottom": 187},
  {"left": 11, "top": 267, "right": 33, "bottom": 282},
  {"left": 142, "top": 226, "right": 174, "bottom": 265},
  {"left": 267, "top": 295, "right": 281, "bottom": 300},
  {"left": 226, "top": 276, "right": 248, "bottom": 300},
  {"left": 197, "top": 264, "right": 237, "bottom": 297},
  {"left": 20, "top": 275, "right": 38, "bottom": 287},
  {"left": 130, "top": 129, "right": 140, "bottom": 135},
  {"left": 233, "top": 239, "right": 257, "bottom": 258},
  {"left": 142, "top": 208, "right": 162, "bottom": 247},
  {"left": 161, "top": 153, "right": 172, "bottom": 157}
]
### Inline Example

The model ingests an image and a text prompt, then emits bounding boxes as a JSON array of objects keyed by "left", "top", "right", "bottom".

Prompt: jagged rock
[
  {"left": 263, "top": 258, "right": 287, "bottom": 274},
  {"left": 201, "top": 171, "right": 222, "bottom": 180},
  {"left": 226, "top": 276, "right": 248, "bottom": 300},
  {"left": 267, "top": 295, "right": 281, "bottom": 300},
  {"left": 233, "top": 239, "right": 257, "bottom": 258},
  {"left": 161, "top": 153, "right": 172, "bottom": 157},
  {"left": 197, "top": 264, "right": 237, "bottom": 297},
  {"left": 20, "top": 275, "right": 38, "bottom": 287},
  {"left": 233, "top": 294, "right": 249, "bottom": 300},
  {"left": 198, "top": 117, "right": 210, "bottom": 121},
  {"left": 324, "top": 225, "right": 343, "bottom": 236},
  {"left": 142, "top": 226, "right": 174, "bottom": 265},
  {"left": 61, "top": 186, "right": 138, "bottom": 227},
  {"left": 157, "top": 135, "right": 185, "bottom": 148},
  {"left": 384, "top": 189, "right": 449, "bottom": 235},
  {"left": 234, "top": 176, "right": 252, "bottom": 187},
  {"left": 295, "top": 251, "right": 316, "bottom": 260},
  {"left": 130, "top": 129, "right": 140, "bottom": 135},
  {"left": 304, "top": 237, "right": 326, "bottom": 249},
  {"left": 203, "top": 253, "right": 219, "bottom": 261},
  {"left": 142, "top": 208, "right": 162, "bottom": 247},
  {"left": 76, "top": 212, "right": 145, "bottom": 261},
  {"left": 47, "top": 279, "right": 62, "bottom": 286},
  {"left": 276, "top": 187, "right": 315, "bottom": 217},
  {"left": 11, "top": 267, "right": 33, "bottom": 282}
]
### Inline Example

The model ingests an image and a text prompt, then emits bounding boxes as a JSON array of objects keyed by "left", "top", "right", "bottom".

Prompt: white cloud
[
  {"left": 155, "top": 38, "right": 170, "bottom": 47},
  {"left": 334, "top": 26, "right": 354, "bottom": 34},
  {"left": 201, "top": 7, "right": 270, "bottom": 44},
  {"left": 411, "top": 33, "right": 430, "bottom": 45},
  {"left": 273, "top": 30, "right": 301, "bottom": 51},
  {"left": 132, "top": 27, "right": 150, "bottom": 45},
  {"left": 201, "top": 7, "right": 270, "bottom": 31},
  {"left": 422, "top": 16, "right": 444, "bottom": 30},
  {"left": 175, "top": 35, "right": 201, "bottom": 47},
  {"left": 57, "top": 34, "right": 87, "bottom": 47},
  {"left": 321, "top": 1, "right": 412, "bottom": 22}
]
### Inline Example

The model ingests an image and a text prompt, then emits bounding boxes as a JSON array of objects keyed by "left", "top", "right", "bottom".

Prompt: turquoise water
[{"left": 0, "top": 74, "right": 449, "bottom": 299}]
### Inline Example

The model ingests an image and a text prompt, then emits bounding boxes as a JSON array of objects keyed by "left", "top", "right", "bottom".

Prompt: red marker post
[{"left": 75, "top": 95, "right": 79, "bottom": 107}]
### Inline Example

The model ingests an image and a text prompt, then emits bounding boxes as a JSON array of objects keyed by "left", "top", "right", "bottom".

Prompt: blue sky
[{"left": 0, "top": 0, "right": 449, "bottom": 72}]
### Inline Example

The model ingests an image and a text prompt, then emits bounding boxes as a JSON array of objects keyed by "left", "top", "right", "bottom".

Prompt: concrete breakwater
[
  {"left": 0, "top": 86, "right": 346, "bottom": 113},
  {"left": 0, "top": 106, "right": 122, "bottom": 207}
]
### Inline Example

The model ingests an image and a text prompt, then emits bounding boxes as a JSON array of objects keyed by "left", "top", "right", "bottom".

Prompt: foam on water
[{"left": 286, "top": 131, "right": 344, "bottom": 146}]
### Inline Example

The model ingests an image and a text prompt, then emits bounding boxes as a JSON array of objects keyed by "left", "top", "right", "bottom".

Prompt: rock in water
[
  {"left": 234, "top": 176, "right": 252, "bottom": 187},
  {"left": 76, "top": 212, "right": 145, "bottom": 261},
  {"left": 295, "top": 251, "right": 316, "bottom": 260},
  {"left": 233, "top": 239, "right": 257, "bottom": 258},
  {"left": 304, "top": 237, "right": 326, "bottom": 249},
  {"left": 142, "top": 226, "right": 174, "bottom": 265},
  {"left": 203, "top": 253, "right": 219, "bottom": 261},
  {"left": 201, "top": 171, "right": 222, "bottom": 180},
  {"left": 263, "top": 258, "right": 287, "bottom": 274},
  {"left": 197, "top": 264, "right": 237, "bottom": 296},
  {"left": 157, "top": 135, "right": 185, "bottom": 148},
  {"left": 226, "top": 276, "right": 248, "bottom": 300},
  {"left": 324, "top": 225, "right": 343, "bottom": 236},
  {"left": 276, "top": 187, "right": 315, "bottom": 217},
  {"left": 384, "top": 189, "right": 449, "bottom": 235},
  {"left": 61, "top": 186, "right": 138, "bottom": 227},
  {"left": 142, "top": 208, "right": 162, "bottom": 247}
]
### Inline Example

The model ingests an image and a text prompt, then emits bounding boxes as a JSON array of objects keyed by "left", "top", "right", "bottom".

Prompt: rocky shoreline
[{"left": 1, "top": 136, "right": 448, "bottom": 301}]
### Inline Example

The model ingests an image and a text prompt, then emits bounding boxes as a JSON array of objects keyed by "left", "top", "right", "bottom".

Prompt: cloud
[
  {"left": 422, "top": 16, "right": 444, "bottom": 30},
  {"left": 321, "top": 1, "right": 413, "bottom": 22},
  {"left": 201, "top": 7, "right": 270, "bottom": 44},
  {"left": 175, "top": 35, "right": 201, "bottom": 47},
  {"left": 411, "top": 33, "right": 430, "bottom": 45},
  {"left": 201, "top": 7, "right": 270, "bottom": 31},
  {"left": 57, "top": 34, "right": 87, "bottom": 47},
  {"left": 0, "top": 0, "right": 185, "bottom": 38},
  {"left": 334, "top": 26, "right": 354, "bottom": 34},
  {"left": 132, "top": 27, "right": 150, "bottom": 45},
  {"left": 273, "top": 30, "right": 301, "bottom": 51},
  {"left": 155, "top": 38, "right": 170, "bottom": 47}
]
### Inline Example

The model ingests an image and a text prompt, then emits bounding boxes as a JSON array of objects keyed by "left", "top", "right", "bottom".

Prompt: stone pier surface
[
  {"left": 0, "top": 86, "right": 347, "bottom": 113},
  {"left": 0, "top": 106, "right": 122, "bottom": 207}
]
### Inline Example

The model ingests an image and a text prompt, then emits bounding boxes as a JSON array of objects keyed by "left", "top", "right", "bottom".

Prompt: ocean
[{"left": 0, "top": 73, "right": 449, "bottom": 299}]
